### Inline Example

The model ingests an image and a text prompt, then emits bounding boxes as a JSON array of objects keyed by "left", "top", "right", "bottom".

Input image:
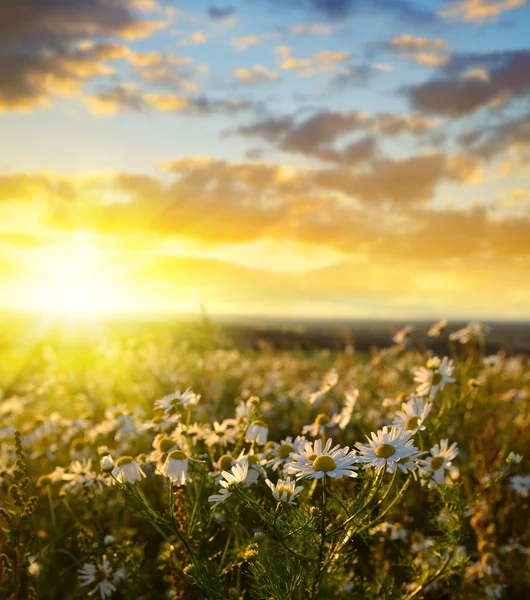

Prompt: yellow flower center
[
  {"left": 248, "top": 455, "right": 260, "bottom": 465},
  {"left": 264, "top": 441, "right": 276, "bottom": 452},
  {"left": 251, "top": 419, "right": 267, "bottom": 428},
  {"left": 219, "top": 454, "right": 234, "bottom": 471},
  {"left": 278, "top": 443, "right": 294, "bottom": 459},
  {"left": 70, "top": 438, "right": 85, "bottom": 452},
  {"left": 375, "top": 444, "right": 396, "bottom": 459},
  {"left": 168, "top": 450, "right": 187, "bottom": 461},
  {"left": 315, "top": 414, "right": 330, "bottom": 425},
  {"left": 312, "top": 455, "right": 337, "bottom": 472},
  {"left": 157, "top": 437, "right": 175, "bottom": 453},
  {"left": 307, "top": 453, "right": 317, "bottom": 461},
  {"left": 405, "top": 416, "right": 419, "bottom": 431},
  {"left": 116, "top": 456, "right": 134, "bottom": 467},
  {"left": 431, "top": 456, "right": 444, "bottom": 471},
  {"left": 431, "top": 371, "right": 442, "bottom": 386},
  {"left": 151, "top": 416, "right": 165, "bottom": 425}
]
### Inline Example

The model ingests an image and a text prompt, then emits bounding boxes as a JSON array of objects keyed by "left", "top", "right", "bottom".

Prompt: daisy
[
  {"left": 302, "top": 413, "right": 336, "bottom": 438},
  {"left": 61, "top": 459, "right": 100, "bottom": 495},
  {"left": 266, "top": 477, "right": 304, "bottom": 506},
  {"left": 245, "top": 420, "right": 268, "bottom": 445},
  {"left": 393, "top": 397, "right": 432, "bottom": 433},
  {"left": 427, "top": 319, "right": 448, "bottom": 338},
  {"left": 356, "top": 426, "right": 419, "bottom": 472},
  {"left": 205, "top": 420, "right": 239, "bottom": 447},
  {"left": 160, "top": 450, "right": 191, "bottom": 485},
  {"left": 413, "top": 357, "right": 455, "bottom": 400},
  {"left": 112, "top": 456, "right": 146, "bottom": 484},
  {"left": 285, "top": 438, "right": 358, "bottom": 480},
  {"left": 100, "top": 455, "right": 115, "bottom": 473},
  {"left": 331, "top": 389, "right": 358, "bottom": 431},
  {"left": 309, "top": 367, "right": 338, "bottom": 406},
  {"left": 154, "top": 388, "right": 200, "bottom": 416},
  {"left": 420, "top": 439, "right": 458, "bottom": 486},
  {"left": 449, "top": 321, "right": 489, "bottom": 344},
  {"left": 393, "top": 325, "right": 414, "bottom": 346},
  {"left": 510, "top": 474, "right": 530, "bottom": 497},
  {"left": 266, "top": 436, "right": 306, "bottom": 471},
  {"left": 78, "top": 555, "right": 123, "bottom": 599},
  {"left": 208, "top": 460, "right": 249, "bottom": 508}
]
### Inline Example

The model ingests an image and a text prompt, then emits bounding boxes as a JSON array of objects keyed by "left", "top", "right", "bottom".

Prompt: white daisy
[
  {"left": 285, "top": 438, "right": 358, "bottom": 480},
  {"left": 160, "top": 450, "right": 191, "bottom": 485},
  {"left": 449, "top": 321, "right": 489, "bottom": 344},
  {"left": 393, "top": 325, "right": 414, "bottom": 346},
  {"left": 245, "top": 420, "right": 268, "bottom": 445},
  {"left": 205, "top": 420, "right": 239, "bottom": 447},
  {"left": 510, "top": 474, "right": 530, "bottom": 497},
  {"left": 208, "top": 460, "right": 249, "bottom": 508},
  {"left": 265, "top": 477, "right": 304, "bottom": 506},
  {"left": 154, "top": 388, "right": 200, "bottom": 416},
  {"left": 266, "top": 436, "right": 306, "bottom": 471},
  {"left": 112, "top": 456, "right": 146, "bottom": 485},
  {"left": 420, "top": 439, "right": 459, "bottom": 486},
  {"left": 413, "top": 357, "right": 455, "bottom": 400},
  {"left": 302, "top": 413, "right": 336, "bottom": 438},
  {"left": 309, "top": 367, "right": 338, "bottom": 406},
  {"left": 427, "top": 319, "right": 448, "bottom": 338},
  {"left": 393, "top": 397, "right": 432, "bottom": 433},
  {"left": 355, "top": 426, "right": 419, "bottom": 472},
  {"left": 78, "top": 555, "right": 119, "bottom": 599},
  {"left": 100, "top": 455, "right": 115, "bottom": 473}
]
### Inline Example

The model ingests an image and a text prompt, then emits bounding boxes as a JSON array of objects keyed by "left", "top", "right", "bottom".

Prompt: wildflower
[
  {"left": 208, "top": 460, "right": 248, "bottom": 508},
  {"left": 302, "top": 413, "right": 336, "bottom": 438},
  {"left": 61, "top": 459, "right": 100, "bottom": 495},
  {"left": 427, "top": 319, "right": 448, "bottom": 337},
  {"left": 393, "top": 325, "right": 414, "bottom": 346},
  {"left": 160, "top": 450, "right": 191, "bottom": 485},
  {"left": 506, "top": 452, "right": 523, "bottom": 465},
  {"left": 393, "top": 397, "right": 431, "bottom": 433},
  {"left": 154, "top": 388, "right": 200, "bottom": 416},
  {"left": 449, "top": 321, "right": 489, "bottom": 344},
  {"left": 100, "top": 455, "right": 115, "bottom": 473},
  {"left": 420, "top": 440, "right": 458, "bottom": 486},
  {"left": 205, "top": 420, "right": 238, "bottom": 447},
  {"left": 265, "top": 477, "right": 303, "bottom": 505},
  {"left": 510, "top": 474, "right": 530, "bottom": 497},
  {"left": 266, "top": 436, "right": 305, "bottom": 471},
  {"left": 78, "top": 555, "right": 124, "bottom": 599},
  {"left": 413, "top": 356, "right": 455, "bottom": 399},
  {"left": 309, "top": 367, "right": 338, "bottom": 406},
  {"left": 245, "top": 419, "right": 268, "bottom": 445},
  {"left": 285, "top": 438, "right": 358, "bottom": 480},
  {"left": 112, "top": 456, "right": 146, "bottom": 484},
  {"left": 356, "top": 426, "right": 419, "bottom": 473},
  {"left": 332, "top": 389, "right": 358, "bottom": 430}
]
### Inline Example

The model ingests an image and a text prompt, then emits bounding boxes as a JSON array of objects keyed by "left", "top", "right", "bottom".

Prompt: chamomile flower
[
  {"left": 285, "top": 438, "right": 358, "bottom": 480},
  {"left": 309, "top": 367, "right": 338, "bottom": 406},
  {"left": 427, "top": 319, "right": 448, "bottom": 337},
  {"left": 413, "top": 357, "right": 455, "bottom": 400},
  {"left": 510, "top": 474, "right": 530, "bottom": 497},
  {"left": 154, "top": 388, "right": 200, "bottom": 416},
  {"left": 420, "top": 439, "right": 459, "bottom": 486},
  {"left": 302, "top": 413, "right": 336, "bottom": 438},
  {"left": 266, "top": 436, "right": 306, "bottom": 471},
  {"left": 332, "top": 388, "right": 358, "bottom": 430},
  {"left": 208, "top": 460, "right": 248, "bottom": 508},
  {"left": 78, "top": 555, "right": 124, "bottom": 599},
  {"left": 205, "top": 420, "right": 239, "bottom": 447},
  {"left": 393, "top": 397, "right": 432, "bottom": 433},
  {"left": 355, "top": 426, "right": 419, "bottom": 472},
  {"left": 393, "top": 325, "right": 415, "bottom": 346},
  {"left": 265, "top": 477, "right": 304, "bottom": 505},
  {"left": 100, "top": 455, "right": 115, "bottom": 473},
  {"left": 112, "top": 456, "right": 146, "bottom": 484},
  {"left": 160, "top": 450, "right": 191, "bottom": 485},
  {"left": 245, "top": 419, "right": 268, "bottom": 445}
]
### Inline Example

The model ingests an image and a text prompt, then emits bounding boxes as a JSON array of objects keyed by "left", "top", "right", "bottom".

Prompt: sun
[{"left": 20, "top": 238, "right": 127, "bottom": 317}]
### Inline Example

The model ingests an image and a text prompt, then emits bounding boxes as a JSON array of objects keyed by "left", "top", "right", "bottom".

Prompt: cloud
[
  {"left": 207, "top": 6, "right": 237, "bottom": 21},
  {"left": 290, "top": 23, "right": 333, "bottom": 35},
  {"left": 274, "top": 45, "right": 351, "bottom": 77},
  {"left": 408, "top": 50, "right": 530, "bottom": 116},
  {"left": 234, "top": 65, "right": 280, "bottom": 84},
  {"left": 231, "top": 33, "right": 278, "bottom": 51},
  {"left": 439, "top": 0, "right": 527, "bottom": 23},
  {"left": 387, "top": 34, "right": 449, "bottom": 67},
  {"left": 85, "top": 83, "right": 148, "bottom": 115},
  {"left": 0, "top": 0, "right": 166, "bottom": 112}
]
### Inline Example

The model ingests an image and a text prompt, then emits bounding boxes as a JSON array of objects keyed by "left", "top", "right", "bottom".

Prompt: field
[{"left": 1, "top": 316, "right": 529, "bottom": 599}]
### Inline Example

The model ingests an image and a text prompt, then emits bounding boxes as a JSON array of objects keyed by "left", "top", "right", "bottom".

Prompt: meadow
[{"left": 1, "top": 317, "right": 529, "bottom": 599}]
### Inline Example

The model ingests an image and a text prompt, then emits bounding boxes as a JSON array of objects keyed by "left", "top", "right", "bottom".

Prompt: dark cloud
[
  {"left": 268, "top": 0, "right": 434, "bottom": 23},
  {"left": 0, "top": 0, "right": 162, "bottom": 111},
  {"left": 208, "top": 6, "right": 237, "bottom": 20},
  {"left": 408, "top": 49, "right": 530, "bottom": 117}
]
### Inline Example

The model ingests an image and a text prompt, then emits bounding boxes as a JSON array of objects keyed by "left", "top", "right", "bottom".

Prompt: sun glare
[{"left": 19, "top": 239, "right": 127, "bottom": 317}]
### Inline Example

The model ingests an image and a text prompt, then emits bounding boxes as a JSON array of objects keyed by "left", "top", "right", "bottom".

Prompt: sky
[{"left": 1, "top": 0, "right": 530, "bottom": 320}]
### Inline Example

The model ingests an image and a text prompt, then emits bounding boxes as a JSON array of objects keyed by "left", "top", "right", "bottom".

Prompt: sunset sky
[{"left": 1, "top": 0, "right": 530, "bottom": 320}]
